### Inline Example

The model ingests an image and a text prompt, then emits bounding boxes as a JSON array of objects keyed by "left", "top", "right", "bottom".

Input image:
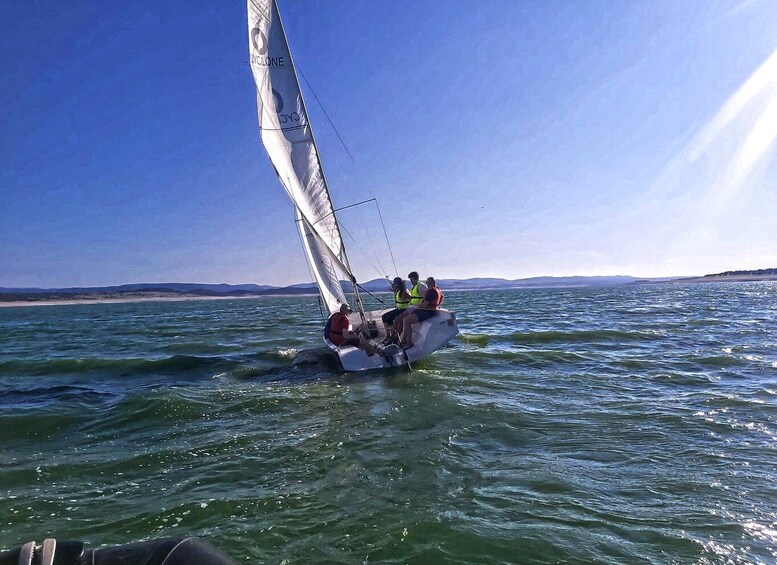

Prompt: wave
[
  {"left": 292, "top": 347, "right": 336, "bottom": 365},
  {"left": 684, "top": 355, "right": 746, "bottom": 368},
  {"left": 505, "top": 329, "right": 658, "bottom": 344},
  {"left": 458, "top": 333, "right": 490, "bottom": 346},
  {"left": 649, "top": 372, "right": 716, "bottom": 385},
  {"left": 222, "top": 361, "right": 340, "bottom": 384},
  {"left": 0, "top": 354, "right": 236, "bottom": 377},
  {"left": 157, "top": 342, "right": 245, "bottom": 355},
  {"left": 0, "top": 384, "right": 117, "bottom": 408},
  {"left": 456, "top": 348, "right": 591, "bottom": 366},
  {"left": 613, "top": 358, "right": 653, "bottom": 370}
]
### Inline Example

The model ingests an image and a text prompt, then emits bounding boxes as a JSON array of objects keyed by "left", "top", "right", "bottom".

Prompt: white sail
[
  {"left": 296, "top": 208, "right": 349, "bottom": 314},
  {"left": 247, "top": 0, "right": 350, "bottom": 314}
]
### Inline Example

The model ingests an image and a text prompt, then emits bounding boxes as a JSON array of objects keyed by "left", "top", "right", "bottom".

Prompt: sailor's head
[
  {"left": 391, "top": 276, "right": 406, "bottom": 292},
  {"left": 426, "top": 277, "right": 436, "bottom": 287},
  {"left": 408, "top": 271, "right": 419, "bottom": 283},
  {"left": 339, "top": 303, "right": 349, "bottom": 314}
]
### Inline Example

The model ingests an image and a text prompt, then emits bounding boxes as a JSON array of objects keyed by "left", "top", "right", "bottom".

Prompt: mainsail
[{"left": 247, "top": 0, "right": 351, "bottom": 315}]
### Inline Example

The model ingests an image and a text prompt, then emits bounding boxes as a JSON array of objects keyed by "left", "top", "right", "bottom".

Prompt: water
[{"left": 1, "top": 283, "right": 776, "bottom": 563}]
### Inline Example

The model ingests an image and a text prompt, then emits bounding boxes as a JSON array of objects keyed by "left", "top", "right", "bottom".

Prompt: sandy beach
[
  {"left": 0, "top": 293, "right": 276, "bottom": 308},
  {"left": 673, "top": 274, "right": 777, "bottom": 283}
]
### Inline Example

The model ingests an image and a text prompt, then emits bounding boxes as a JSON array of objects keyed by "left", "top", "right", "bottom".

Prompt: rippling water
[{"left": 1, "top": 283, "right": 776, "bottom": 563}]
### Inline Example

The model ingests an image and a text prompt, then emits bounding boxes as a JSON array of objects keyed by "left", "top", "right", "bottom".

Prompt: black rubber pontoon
[{"left": 0, "top": 537, "right": 235, "bottom": 565}]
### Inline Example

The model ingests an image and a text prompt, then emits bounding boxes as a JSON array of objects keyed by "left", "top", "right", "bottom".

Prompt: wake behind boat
[{"left": 246, "top": 0, "right": 458, "bottom": 371}]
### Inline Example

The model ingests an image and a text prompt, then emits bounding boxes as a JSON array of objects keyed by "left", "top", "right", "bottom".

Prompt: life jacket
[
  {"left": 427, "top": 288, "right": 443, "bottom": 309},
  {"left": 409, "top": 283, "right": 425, "bottom": 306},
  {"left": 324, "top": 313, "right": 348, "bottom": 342},
  {"left": 395, "top": 291, "right": 410, "bottom": 310}
]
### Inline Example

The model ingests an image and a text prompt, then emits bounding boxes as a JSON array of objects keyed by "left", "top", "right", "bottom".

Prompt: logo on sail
[
  {"left": 251, "top": 28, "right": 268, "bottom": 55},
  {"left": 272, "top": 88, "right": 283, "bottom": 113},
  {"left": 269, "top": 90, "right": 303, "bottom": 128},
  {"left": 250, "top": 26, "right": 286, "bottom": 67}
]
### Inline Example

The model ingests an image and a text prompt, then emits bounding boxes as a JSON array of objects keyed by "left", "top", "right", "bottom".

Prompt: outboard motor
[{"left": 0, "top": 537, "right": 236, "bottom": 565}]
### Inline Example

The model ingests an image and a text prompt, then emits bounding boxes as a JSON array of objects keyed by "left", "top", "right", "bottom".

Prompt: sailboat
[{"left": 246, "top": 0, "right": 458, "bottom": 371}]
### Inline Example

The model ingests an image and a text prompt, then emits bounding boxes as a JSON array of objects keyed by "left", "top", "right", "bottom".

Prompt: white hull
[{"left": 325, "top": 308, "right": 458, "bottom": 372}]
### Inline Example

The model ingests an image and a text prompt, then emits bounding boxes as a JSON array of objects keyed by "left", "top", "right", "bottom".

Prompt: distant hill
[
  {"left": 4, "top": 270, "right": 774, "bottom": 303},
  {"left": 670, "top": 267, "right": 777, "bottom": 284},
  {"left": 704, "top": 268, "right": 777, "bottom": 277},
  {"left": 439, "top": 276, "right": 640, "bottom": 289},
  {"left": 0, "top": 283, "right": 276, "bottom": 303},
  {"left": 0, "top": 276, "right": 661, "bottom": 303},
  {"left": 0, "top": 283, "right": 275, "bottom": 295}
]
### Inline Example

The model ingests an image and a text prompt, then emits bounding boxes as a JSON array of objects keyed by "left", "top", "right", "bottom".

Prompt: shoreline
[
  {"left": 0, "top": 293, "right": 311, "bottom": 309},
  {"left": 670, "top": 274, "right": 777, "bottom": 283},
  {"left": 2, "top": 275, "right": 776, "bottom": 308}
]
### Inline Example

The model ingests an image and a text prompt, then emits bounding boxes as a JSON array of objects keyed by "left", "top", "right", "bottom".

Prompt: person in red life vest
[
  {"left": 399, "top": 277, "right": 443, "bottom": 348},
  {"left": 326, "top": 303, "right": 379, "bottom": 357}
]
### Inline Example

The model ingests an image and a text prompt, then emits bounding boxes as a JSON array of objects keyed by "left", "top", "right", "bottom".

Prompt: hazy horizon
[{"left": 0, "top": 272, "right": 733, "bottom": 292}]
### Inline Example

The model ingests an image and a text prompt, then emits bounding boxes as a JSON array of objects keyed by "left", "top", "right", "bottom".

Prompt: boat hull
[{"left": 325, "top": 308, "right": 458, "bottom": 372}]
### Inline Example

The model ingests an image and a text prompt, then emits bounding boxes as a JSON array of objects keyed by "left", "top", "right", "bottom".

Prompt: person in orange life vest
[
  {"left": 381, "top": 277, "right": 411, "bottom": 345},
  {"left": 327, "top": 303, "right": 379, "bottom": 356},
  {"left": 399, "top": 277, "right": 443, "bottom": 348}
]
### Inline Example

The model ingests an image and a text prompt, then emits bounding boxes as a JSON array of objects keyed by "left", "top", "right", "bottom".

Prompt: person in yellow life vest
[
  {"left": 381, "top": 277, "right": 411, "bottom": 345},
  {"left": 392, "top": 271, "right": 427, "bottom": 334},
  {"left": 399, "top": 276, "right": 443, "bottom": 348},
  {"left": 407, "top": 271, "right": 428, "bottom": 307}
]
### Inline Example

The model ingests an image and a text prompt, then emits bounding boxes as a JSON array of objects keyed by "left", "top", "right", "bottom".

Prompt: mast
[{"left": 272, "top": 0, "right": 367, "bottom": 325}]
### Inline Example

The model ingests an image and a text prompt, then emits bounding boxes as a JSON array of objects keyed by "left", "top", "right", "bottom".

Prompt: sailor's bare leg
[
  {"left": 393, "top": 310, "right": 411, "bottom": 339},
  {"left": 400, "top": 313, "right": 418, "bottom": 346}
]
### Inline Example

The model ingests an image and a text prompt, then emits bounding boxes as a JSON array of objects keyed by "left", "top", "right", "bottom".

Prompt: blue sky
[{"left": 2, "top": 0, "right": 776, "bottom": 287}]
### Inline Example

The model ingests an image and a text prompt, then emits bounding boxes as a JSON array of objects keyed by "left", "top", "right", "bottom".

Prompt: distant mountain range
[
  {"left": 0, "top": 282, "right": 274, "bottom": 296},
  {"left": 0, "top": 276, "right": 654, "bottom": 302},
  {"left": 3, "top": 269, "right": 774, "bottom": 303}
]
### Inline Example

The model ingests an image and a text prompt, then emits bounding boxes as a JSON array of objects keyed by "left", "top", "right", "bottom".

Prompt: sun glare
[
  {"left": 691, "top": 47, "right": 777, "bottom": 212},
  {"left": 729, "top": 90, "right": 777, "bottom": 185}
]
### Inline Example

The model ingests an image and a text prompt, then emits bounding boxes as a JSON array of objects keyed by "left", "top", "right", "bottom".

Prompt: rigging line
[
  {"left": 375, "top": 257, "right": 389, "bottom": 279},
  {"left": 338, "top": 221, "right": 385, "bottom": 281},
  {"left": 342, "top": 202, "right": 387, "bottom": 278},
  {"left": 358, "top": 212, "right": 389, "bottom": 278},
  {"left": 370, "top": 266, "right": 386, "bottom": 282},
  {"left": 372, "top": 239, "right": 390, "bottom": 278},
  {"left": 374, "top": 199, "right": 399, "bottom": 277},
  {"left": 355, "top": 283, "right": 389, "bottom": 307},
  {"left": 312, "top": 198, "right": 377, "bottom": 227},
  {"left": 344, "top": 200, "right": 389, "bottom": 279},
  {"left": 334, "top": 198, "right": 377, "bottom": 214},
  {"left": 298, "top": 67, "right": 355, "bottom": 163}
]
